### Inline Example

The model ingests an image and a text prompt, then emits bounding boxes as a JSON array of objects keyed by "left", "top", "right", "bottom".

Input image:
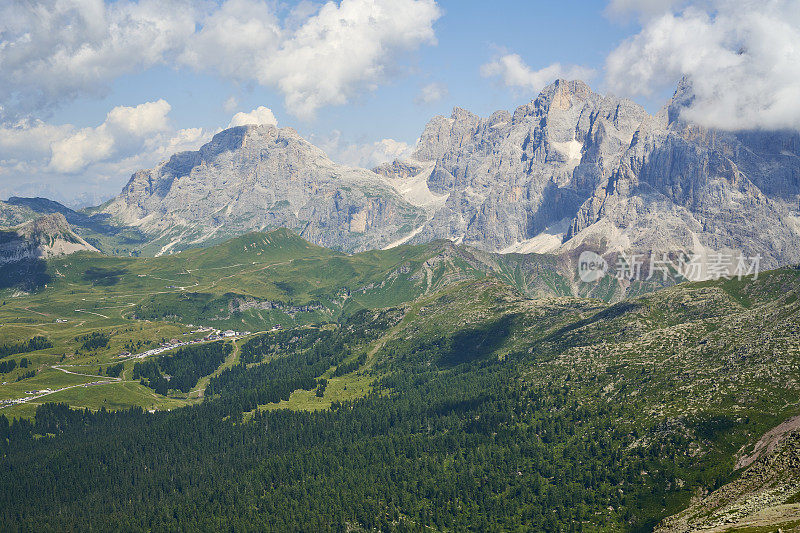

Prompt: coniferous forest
[{"left": 0, "top": 297, "right": 759, "bottom": 532}]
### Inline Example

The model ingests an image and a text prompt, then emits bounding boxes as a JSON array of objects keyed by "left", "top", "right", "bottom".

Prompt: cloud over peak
[
  {"left": 228, "top": 106, "right": 278, "bottom": 128},
  {"left": 480, "top": 54, "right": 595, "bottom": 94},
  {"left": 605, "top": 0, "right": 800, "bottom": 130}
]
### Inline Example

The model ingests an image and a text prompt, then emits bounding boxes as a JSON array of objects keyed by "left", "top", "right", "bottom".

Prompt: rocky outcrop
[
  {"left": 0, "top": 213, "right": 98, "bottom": 264},
  {"left": 227, "top": 296, "right": 325, "bottom": 316},
  {"left": 656, "top": 427, "right": 800, "bottom": 532}
]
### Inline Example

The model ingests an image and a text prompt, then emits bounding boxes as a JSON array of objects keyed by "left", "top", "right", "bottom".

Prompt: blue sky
[
  {"left": 48, "top": 1, "right": 638, "bottom": 144},
  {"left": 1, "top": 0, "right": 798, "bottom": 207}
]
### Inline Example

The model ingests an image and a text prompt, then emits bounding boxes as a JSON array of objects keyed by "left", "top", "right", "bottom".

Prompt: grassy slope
[
  {"left": 1, "top": 230, "right": 798, "bottom": 450},
  {"left": 0, "top": 227, "right": 799, "bottom": 528}
]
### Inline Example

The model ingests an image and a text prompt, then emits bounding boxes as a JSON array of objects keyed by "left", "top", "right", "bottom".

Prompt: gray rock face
[
  {"left": 380, "top": 79, "right": 800, "bottom": 269},
  {"left": 102, "top": 125, "right": 425, "bottom": 254},
  {"left": 100, "top": 80, "right": 800, "bottom": 269},
  {"left": 563, "top": 82, "right": 800, "bottom": 269},
  {"left": 0, "top": 213, "right": 97, "bottom": 264},
  {"left": 381, "top": 80, "right": 654, "bottom": 252}
]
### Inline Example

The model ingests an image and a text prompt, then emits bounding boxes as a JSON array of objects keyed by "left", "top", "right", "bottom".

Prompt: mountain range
[{"left": 3, "top": 78, "right": 800, "bottom": 272}]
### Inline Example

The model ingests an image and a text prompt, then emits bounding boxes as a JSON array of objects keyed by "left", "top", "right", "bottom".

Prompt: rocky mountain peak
[
  {"left": 101, "top": 123, "right": 425, "bottom": 255},
  {"left": 664, "top": 76, "right": 696, "bottom": 126},
  {"left": 91, "top": 79, "right": 800, "bottom": 271},
  {"left": 0, "top": 213, "right": 97, "bottom": 264},
  {"left": 539, "top": 78, "right": 594, "bottom": 111}
]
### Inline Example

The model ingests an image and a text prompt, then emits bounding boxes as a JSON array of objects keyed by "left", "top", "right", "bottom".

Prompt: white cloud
[
  {"left": 178, "top": 0, "right": 282, "bottom": 81},
  {"left": 0, "top": 120, "right": 73, "bottom": 162},
  {"left": 49, "top": 128, "right": 116, "bottom": 174},
  {"left": 313, "top": 130, "right": 414, "bottom": 169},
  {"left": 228, "top": 106, "right": 278, "bottom": 128},
  {"left": 480, "top": 54, "right": 595, "bottom": 93},
  {"left": 49, "top": 100, "right": 172, "bottom": 173},
  {"left": 221, "top": 0, "right": 442, "bottom": 118},
  {"left": 0, "top": 0, "right": 199, "bottom": 119},
  {"left": 604, "top": 0, "right": 800, "bottom": 130},
  {"left": 104, "top": 100, "right": 172, "bottom": 136},
  {"left": 415, "top": 82, "right": 449, "bottom": 105},
  {"left": 1, "top": 0, "right": 442, "bottom": 120}
]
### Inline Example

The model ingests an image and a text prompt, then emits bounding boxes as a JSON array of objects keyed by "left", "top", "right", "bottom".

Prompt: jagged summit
[
  {"left": 379, "top": 78, "right": 800, "bottom": 268},
  {"left": 94, "top": 79, "right": 800, "bottom": 269}
]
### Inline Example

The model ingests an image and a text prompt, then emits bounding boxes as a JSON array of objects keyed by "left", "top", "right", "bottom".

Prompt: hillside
[
  {"left": 0, "top": 228, "right": 668, "bottom": 334},
  {"left": 0, "top": 197, "right": 149, "bottom": 256},
  {"left": 0, "top": 230, "right": 798, "bottom": 530}
]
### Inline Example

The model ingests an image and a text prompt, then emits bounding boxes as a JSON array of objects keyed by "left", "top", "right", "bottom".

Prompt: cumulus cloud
[
  {"left": 49, "top": 100, "right": 172, "bottom": 173},
  {"left": 605, "top": 0, "right": 800, "bottom": 130},
  {"left": 313, "top": 130, "right": 414, "bottom": 169},
  {"left": 415, "top": 82, "right": 449, "bottom": 105},
  {"left": 0, "top": 0, "right": 199, "bottom": 119},
  {"left": 480, "top": 54, "right": 595, "bottom": 93},
  {"left": 220, "top": 0, "right": 442, "bottom": 118},
  {"left": 178, "top": 0, "right": 282, "bottom": 81},
  {"left": 0, "top": 100, "right": 211, "bottom": 206},
  {"left": 228, "top": 106, "right": 278, "bottom": 128},
  {"left": 1, "top": 0, "right": 441, "bottom": 120}
]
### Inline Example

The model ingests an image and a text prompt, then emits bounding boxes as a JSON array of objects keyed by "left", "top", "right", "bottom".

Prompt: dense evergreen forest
[
  {"left": 133, "top": 341, "right": 232, "bottom": 394},
  {"left": 0, "top": 303, "right": 733, "bottom": 532},
  {"left": 76, "top": 331, "right": 110, "bottom": 351}
]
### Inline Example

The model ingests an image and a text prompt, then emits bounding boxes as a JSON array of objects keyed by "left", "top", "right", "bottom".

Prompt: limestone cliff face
[
  {"left": 102, "top": 125, "right": 425, "bottom": 254},
  {"left": 382, "top": 80, "right": 651, "bottom": 253},
  {"left": 564, "top": 82, "right": 800, "bottom": 268},
  {"left": 379, "top": 80, "right": 800, "bottom": 268},
  {"left": 0, "top": 213, "right": 97, "bottom": 264},
  {"left": 100, "top": 81, "right": 800, "bottom": 267}
]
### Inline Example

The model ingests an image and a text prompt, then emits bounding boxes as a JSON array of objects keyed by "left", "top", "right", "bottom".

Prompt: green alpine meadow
[{"left": 1, "top": 229, "right": 800, "bottom": 531}]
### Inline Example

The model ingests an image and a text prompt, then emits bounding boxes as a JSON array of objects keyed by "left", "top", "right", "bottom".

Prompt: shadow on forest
[
  {"left": 541, "top": 301, "right": 640, "bottom": 348},
  {"left": 438, "top": 314, "right": 518, "bottom": 367}
]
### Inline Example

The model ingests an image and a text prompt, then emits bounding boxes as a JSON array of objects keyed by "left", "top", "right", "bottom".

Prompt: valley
[{"left": 0, "top": 229, "right": 799, "bottom": 531}]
